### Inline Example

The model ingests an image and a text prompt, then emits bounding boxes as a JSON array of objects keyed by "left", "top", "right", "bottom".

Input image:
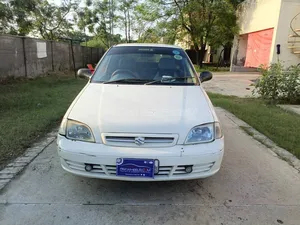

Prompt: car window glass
[{"left": 91, "top": 46, "right": 198, "bottom": 85}]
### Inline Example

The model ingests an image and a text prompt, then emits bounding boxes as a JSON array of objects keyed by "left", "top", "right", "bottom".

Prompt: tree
[
  {"left": 4, "top": 0, "right": 78, "bottom": 39},
  {"left": 156, "top": 18, "right": 179, "bottom": 44},
  {"left": 32, "top": 0, "right": 78, "bottom": 40},
  {"left": 138, "top": 28, "right": 161, "bottom": 43},
  {"left": 8, "top": 0, "right": 38, "bottom": 35},
  {"left": 172, "top": 0, "right": 238, "bottom": 67},
  {"left": 66, "top": 30, "right": 90, "bottom": 42},
  {"left": 77, "top": 0, "right": 117, "bottom": 48},
  {"left": 133, "top": 0, "right": 175, "bottom": 43},
  {"left": 230, "top": 0, "right": 246, "bottom": 8},
  {"left": 118, "top": 0, "right": 137, "bottom": 43},
  {"left": 83, "top": 34, "right": 122, "bottom": 48},
  {"left": 0, "top": 1, "right": 13, "bottom": 34},
  {"left": 208, "top": 0, "right": 240, "bottom": 67},
  {"left": 135, "top": 18, "right": 179, "bottom": 44},
  {"left": 1, "top": 0, "right": 243, "bottom": 53}
]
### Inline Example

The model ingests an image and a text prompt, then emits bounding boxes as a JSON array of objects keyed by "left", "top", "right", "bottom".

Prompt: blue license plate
[{"left": 116, "top": 158, "right": 155, "bottom": 178}]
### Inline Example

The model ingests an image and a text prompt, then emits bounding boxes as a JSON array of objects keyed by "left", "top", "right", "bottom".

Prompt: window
[{"left": 91, "top": 46, "right": 198, "bottom": 85}]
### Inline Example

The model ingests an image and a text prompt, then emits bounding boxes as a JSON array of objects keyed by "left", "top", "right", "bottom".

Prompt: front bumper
[{"left": 57, "top": 135, "right": 224, "bottom": 181}]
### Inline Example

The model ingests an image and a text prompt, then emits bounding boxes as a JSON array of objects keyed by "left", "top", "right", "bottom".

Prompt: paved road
[
  {"left": 1, "top": 108, "right": 300, "bottom": 225},
  {"left": 202, "top": 72, "right": 260, "bottom": 97}
]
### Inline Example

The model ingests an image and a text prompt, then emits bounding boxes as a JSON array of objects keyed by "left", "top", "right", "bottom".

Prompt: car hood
[{"left": 68, "top": 83, "right": 215, "bottom": 144}]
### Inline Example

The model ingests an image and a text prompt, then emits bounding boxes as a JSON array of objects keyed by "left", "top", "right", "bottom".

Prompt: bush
[{"left": 254, "top": 63, "right": 300, "bottom": 104}]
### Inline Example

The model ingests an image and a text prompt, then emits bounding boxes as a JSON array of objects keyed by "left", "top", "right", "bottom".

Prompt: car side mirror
[
  {"left": 77, "top": 68, "right": 92, "bottom": 79},
  {"left": 199, "top": 71, "right": 213, "bottom": 83}
]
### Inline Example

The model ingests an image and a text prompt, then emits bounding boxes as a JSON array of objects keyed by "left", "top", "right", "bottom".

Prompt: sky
[
  {"left": 50, "top": 0, "right": 85, "bottom": 7},
  {"left": 49, "top": 0, "right": 62, "bottom": 5}
]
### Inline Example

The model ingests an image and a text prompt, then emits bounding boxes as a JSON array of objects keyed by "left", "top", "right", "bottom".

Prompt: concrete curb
[
  {"left": 216, "top": 107, "right": 300, "bottom": 173},
  {"left": 0, "top": 131, "right": 57, "bottom": 191},
  {"left": 278, "top": 105, "right": 300, "bottom": 116}
]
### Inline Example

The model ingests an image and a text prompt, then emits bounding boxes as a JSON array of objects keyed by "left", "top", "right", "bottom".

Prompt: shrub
[{"left": 254, "top": 63, "right": 300, "bottom": 104}]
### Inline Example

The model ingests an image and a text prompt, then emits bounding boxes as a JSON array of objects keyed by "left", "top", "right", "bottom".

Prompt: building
[
  {"left": 175, "top": 33, "right": 230, "bottom": 65},
  {"left": 231, "top": 0, "right": 300, "bottom": 72}
]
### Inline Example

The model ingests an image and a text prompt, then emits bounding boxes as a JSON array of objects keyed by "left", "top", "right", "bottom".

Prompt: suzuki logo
[{"left": 134, "top": 137, "right": 145, "bottom": 146}]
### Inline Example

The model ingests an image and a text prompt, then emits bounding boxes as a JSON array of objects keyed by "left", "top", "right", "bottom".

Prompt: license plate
[{"left": 116, "top": 158, "right": 155, "bottom": 178}]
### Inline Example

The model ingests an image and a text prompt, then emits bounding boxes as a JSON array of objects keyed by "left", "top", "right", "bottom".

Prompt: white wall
[
  {"left": 230, "top": 0, "right": 283, "bottom": 71},
  {"left": 174, "top": 31, "right": 192, "bottom": 50},
  {"left": 237, "top": 35, "right": 248, "bottom": 66},
  {"left": 238, "top": 0, "right": 282, "bottom": 35},
  {"left": 271, "top": 0, "right": 300, "bottom": 67}
]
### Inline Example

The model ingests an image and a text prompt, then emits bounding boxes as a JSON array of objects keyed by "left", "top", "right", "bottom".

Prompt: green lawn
[
  {"left": 208, "top": 93, "right": 300, "bottom": 159},
  {"left": 194, "top": 65, "right": 230, "bottom": 73},
  {"left": 0, "top": 75, "right": 86, "bottom": 168}
]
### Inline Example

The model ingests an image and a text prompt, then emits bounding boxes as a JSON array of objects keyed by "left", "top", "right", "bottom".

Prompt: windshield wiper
[
  {"left": 144, "top": 76, "right": 195, "bottom": 85},
  {"left": 103, "top": 78, "right": 152, "bottom": 84}
]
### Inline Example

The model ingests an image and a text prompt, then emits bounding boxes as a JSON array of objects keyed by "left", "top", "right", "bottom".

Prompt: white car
[{"left": 57, "top": 43, "right": 224, "bottom": 181}]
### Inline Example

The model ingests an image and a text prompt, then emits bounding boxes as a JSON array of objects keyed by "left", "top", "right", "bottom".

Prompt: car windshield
[{"left": 91, "top": 46, "right": 198, "bottom": 85}]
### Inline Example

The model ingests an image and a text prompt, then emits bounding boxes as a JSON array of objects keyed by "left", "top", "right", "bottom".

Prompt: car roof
[{"left": 114, "top": 43, "right": 182, "bottom": 49}]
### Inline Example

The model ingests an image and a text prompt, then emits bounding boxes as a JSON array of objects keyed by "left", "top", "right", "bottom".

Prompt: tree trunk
[
  {"left": 217, "top": 48, "right": 225, "bottom": 71},
  {"left": 193, "top": 41, "right": 206, "bottom": 68},
  {"left": 199, "top": 44, "right": 206, "bottom": 68},
  {"left": 124, "top": 11, "right": 128, "bottom": 42},
  {"left": 194, "top": 43, "right": 200, "bottom": 67},
  {"left": 196, "top": 49, "right": 200, "bottom": 67},
  {"left": 127, "top": 10, "right": 131, "bottom": 42}
]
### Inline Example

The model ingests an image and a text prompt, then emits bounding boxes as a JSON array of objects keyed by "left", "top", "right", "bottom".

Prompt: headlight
[
  {"left": 215, "top": 122, "right": 223, "bottom": 139},
  {"left": 58, "top": 118, "right": 67, "bottom": 136},
  {"left": 185, "top": 122, "right": 223, "bottom": 144},
  {"left": 59, "top": 119, "right": 95, "bottom": 143}
]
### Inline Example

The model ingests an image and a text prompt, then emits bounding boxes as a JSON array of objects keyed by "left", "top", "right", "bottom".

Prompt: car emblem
[{"left": 135, "top": 137, "right": 145, "bottom": 146}]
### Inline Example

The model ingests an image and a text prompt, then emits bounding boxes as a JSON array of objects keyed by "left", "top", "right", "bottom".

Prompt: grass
[
  {"left": 239, "top": 126, "right": 273, "bottom": 148},
  {"left": 208, "top": 93, "right": 300, "bottom": 159},
  {"left": 194, "top": 65, "right": 230, "bottom": 73},
  {"left": 0, "top": 75, "right": 86, "bottom": 169}
]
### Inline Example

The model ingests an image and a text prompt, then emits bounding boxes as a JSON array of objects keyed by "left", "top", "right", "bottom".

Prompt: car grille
[
  {"left": 102, "top": 133, "right": 178, "bottom": 147},
  {"left": 65, "top": 160, "right": 215, "bottom": 177}
]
